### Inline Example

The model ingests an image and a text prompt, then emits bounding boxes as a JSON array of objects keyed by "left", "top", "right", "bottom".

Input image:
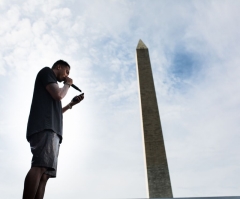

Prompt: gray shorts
[{"left": 29, "top": 130, "right": 60, "bottom": 178}]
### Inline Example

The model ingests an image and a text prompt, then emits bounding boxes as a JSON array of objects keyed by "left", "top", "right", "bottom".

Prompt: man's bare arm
[
  {"left": 62, "top": 104, "right": 71, "bottom": 113},
  {"left": 46, "top": 83, "right": 70, "bottom": 101},
  {"left": 46, "top": 76, "right": 73, "bottom": 101}
]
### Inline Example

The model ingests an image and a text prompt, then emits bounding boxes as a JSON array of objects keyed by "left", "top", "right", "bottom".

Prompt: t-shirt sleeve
[{"left": 38, "top": 67, "right": 57, "bottom": 87}]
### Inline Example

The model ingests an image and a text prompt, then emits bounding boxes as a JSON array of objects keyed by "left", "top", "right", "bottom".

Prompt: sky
[{"left": 0, "top": 0, "right": 240, "bottom": 198}]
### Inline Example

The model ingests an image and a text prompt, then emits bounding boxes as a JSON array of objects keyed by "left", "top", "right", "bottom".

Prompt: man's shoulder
[
  {"left": 38, "top": 67, "right": 51, "bottom": 75},
  {"left": 35, "top": 66, "right": 57, "bottom": 86},
  {"left": 36, "top": 67, "right": 54, "bottom": 79}
]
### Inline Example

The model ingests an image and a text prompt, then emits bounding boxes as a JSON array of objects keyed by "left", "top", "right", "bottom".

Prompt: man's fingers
[
  {"left": 65, "top": 76, "right": 73, "bottom": 85},
  {"left": 72, "top": 94, "right": 84, "bottom": 104},
  {"left": 76, "top": 95, "right": 84, "bottom": 102},
  {"left": 79, "top": 94, "right": 84, "bottom": 100}
]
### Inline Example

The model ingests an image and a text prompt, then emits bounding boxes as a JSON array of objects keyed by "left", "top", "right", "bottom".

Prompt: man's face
[{"left": 57, "top": 65, "right": 70, "bottom": 82}]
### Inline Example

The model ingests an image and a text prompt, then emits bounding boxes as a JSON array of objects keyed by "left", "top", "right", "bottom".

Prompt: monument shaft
[{"left": 136, "top": 40, "right": 173, "bottom": 198}]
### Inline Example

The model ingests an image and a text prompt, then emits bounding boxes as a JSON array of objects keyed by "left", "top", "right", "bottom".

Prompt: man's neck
[{"left": 52, "top": 68, "right": 58, "bottom": 78}]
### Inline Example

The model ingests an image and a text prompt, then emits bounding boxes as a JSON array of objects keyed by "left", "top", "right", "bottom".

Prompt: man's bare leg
[
  {"left": 34, "top": 174, "right": 50, "bottom": 199},
  {"left": 22, "top": 167, "right": 47, "bottom": 199}
]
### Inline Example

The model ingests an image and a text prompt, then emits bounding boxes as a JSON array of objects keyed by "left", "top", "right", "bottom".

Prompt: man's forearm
[
  {"left": 62, "top": 105, "right": 69, "bottom": 113},
  {"left": 59, "top": 84, "right": 70, "bottom": 100},
  {"left": 46, "top": 83, "right": 70, "bottom": 101},
  {"left": 62, "top": 102, "right": 73, "bottom": 113}
]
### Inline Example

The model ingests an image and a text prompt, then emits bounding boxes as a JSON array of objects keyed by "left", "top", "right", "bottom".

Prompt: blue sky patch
[
  {"left": 167, "top": 46, "right": 202, "bottom": 91},
  {"left": 171, "top": 49, "right": 199, "bottom": 79}
]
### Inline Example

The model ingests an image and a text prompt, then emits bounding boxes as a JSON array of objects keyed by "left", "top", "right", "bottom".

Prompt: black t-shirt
[{"left": 26, "top": 67, "right": 63, "bottom": 143}]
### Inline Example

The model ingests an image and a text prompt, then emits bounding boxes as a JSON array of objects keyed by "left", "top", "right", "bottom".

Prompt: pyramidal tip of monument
[{"left": 137, "top": 39, "right": 148, "bottom": 49}]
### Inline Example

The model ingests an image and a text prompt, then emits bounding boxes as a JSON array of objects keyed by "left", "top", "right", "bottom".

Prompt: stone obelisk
[{"left": 136, "top": 40, "right": 173, "bottom": 198}]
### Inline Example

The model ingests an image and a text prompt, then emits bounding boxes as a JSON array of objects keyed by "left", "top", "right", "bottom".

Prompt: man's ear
[{"left": 57, "top": 64, "right": 61, "bottom": 70}]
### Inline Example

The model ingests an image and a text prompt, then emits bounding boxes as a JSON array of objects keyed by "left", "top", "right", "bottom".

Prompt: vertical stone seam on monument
[{"left": 136, "top": 39, "right": 173, "bottom": 198}]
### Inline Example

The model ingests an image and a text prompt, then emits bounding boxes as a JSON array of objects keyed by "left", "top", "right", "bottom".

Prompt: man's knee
[
  {"left": 30, "top": 166, "right": 47, "bottom": 175},
  {"left": 40, "top": 174, "right": 50, "bottom": 183}
]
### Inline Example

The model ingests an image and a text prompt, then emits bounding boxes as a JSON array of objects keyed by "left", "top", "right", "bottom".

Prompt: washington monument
[{"left": 136, "top": 39, "right": 173, "bottom": 198}]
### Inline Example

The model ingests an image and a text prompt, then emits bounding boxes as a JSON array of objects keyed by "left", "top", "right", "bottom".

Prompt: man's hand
[
  {"left": 62, "top": 93, "right": 84, "bottom": 113},
  {"left": 70, "top": 93, "right": 84, "bottom": 106},
  {"left": 64, "top": 76, "right": 73, "bottom": 86}
]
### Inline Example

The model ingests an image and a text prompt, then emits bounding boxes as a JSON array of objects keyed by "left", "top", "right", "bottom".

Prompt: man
[{"left": 22, "top": 60, "right": 84, "bottom": 199}]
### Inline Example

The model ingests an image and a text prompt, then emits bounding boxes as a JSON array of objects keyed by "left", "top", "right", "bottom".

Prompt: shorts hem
[
  {"left": 31, "top": 164, "right": 56, "bottom": 171},
  {"left": 31, "top": 165, "right": 57, "bottom": 178}
]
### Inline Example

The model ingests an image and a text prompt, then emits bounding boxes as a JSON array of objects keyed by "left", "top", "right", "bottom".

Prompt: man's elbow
[{"left": 53, "top": 94, "right": 63, "bottom": 101}]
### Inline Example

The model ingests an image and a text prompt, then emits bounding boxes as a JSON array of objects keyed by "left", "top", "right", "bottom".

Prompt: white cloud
[
  {"left": 32, "top": 20, "right": 47, "bottom": 36},
  {"left": 0, "top": 55, "right": 6, "bottom": 75}
]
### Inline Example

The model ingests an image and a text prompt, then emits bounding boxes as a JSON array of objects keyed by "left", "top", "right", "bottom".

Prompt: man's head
[{"left": 52, "top": 60, "right": 70, "bottom": 82}]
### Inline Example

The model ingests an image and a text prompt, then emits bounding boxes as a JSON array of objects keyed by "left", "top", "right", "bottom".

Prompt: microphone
[{"left": 71, "top": 84, "right": 82, "bottom": 92}]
